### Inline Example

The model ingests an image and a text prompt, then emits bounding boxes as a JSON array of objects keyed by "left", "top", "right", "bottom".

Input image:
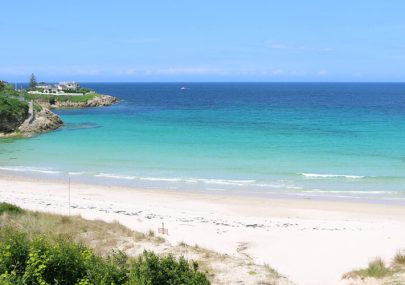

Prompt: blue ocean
[{"left": 1, "top": 83, "right": 405, "bottom": 202}]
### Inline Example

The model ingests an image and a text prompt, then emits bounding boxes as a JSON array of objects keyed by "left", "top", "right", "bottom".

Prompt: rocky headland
[
  {"left": 0, "top": 94, "right": 118, "bottom": 138},
  {"left": 18, "top": 108, "right": 63, "bottom": 137}
]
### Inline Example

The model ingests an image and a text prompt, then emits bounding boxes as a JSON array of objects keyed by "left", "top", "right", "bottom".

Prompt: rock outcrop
[
  {"left": 86, "top": 95, "right": 119, "bottom": 107},
  {"left": 18, "top": 108, "right": 63, "bottom": 137}
]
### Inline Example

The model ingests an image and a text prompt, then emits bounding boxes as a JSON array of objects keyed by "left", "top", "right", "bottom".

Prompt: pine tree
[{"left": 29, "top": 73, "right": 37, "bottom": 90}]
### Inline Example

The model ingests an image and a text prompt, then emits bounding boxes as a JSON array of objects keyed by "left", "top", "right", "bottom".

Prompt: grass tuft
[
  {"left": 264, "top": 263, "right": 281, "bottom": 279},
  {"left": 344, "top": 258, "right": 391, "bottom": 279},
  {"left": 394, "top": 251, "right": 405, "bottom": 265},
  {"left": 364, "top": 258, "right": 391, "bottom": 278}
]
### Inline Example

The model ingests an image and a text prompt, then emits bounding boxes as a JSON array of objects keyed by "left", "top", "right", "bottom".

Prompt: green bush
[
  {"left": 129, "top": 251, "right": 210, "bottom": 285},
  {"left": 0, "top": 203, "right": 25, "bottom": 215},
  {"left": 0, "top": 83, "right": 20, "bottom": 97},
  {"left": 0, "top": 227, "right": 30, "bottom": 277},
  {"left": 23, "top": 237, "right": 88, "bottom": 285},
  {"left": 0, "top": 227, "right": 210, "bottom": 285}
]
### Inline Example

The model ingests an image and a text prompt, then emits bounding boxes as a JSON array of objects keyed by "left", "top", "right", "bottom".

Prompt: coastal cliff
[
  {"left": 0, "top": 105, "right": 63, "bottom": 138},
  {"left": 18, "top": 108, "right": 63, "bottom": 137},
  {"left": 0, "top": 97, "right": 29, "bottom": 133}
]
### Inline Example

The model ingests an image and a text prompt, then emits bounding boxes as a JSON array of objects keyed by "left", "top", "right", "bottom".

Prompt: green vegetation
[
  {"left": 0, "top": 97, "right": 29, "bottom": 133},
  {"left": 0, "top": 203, "right": 25, "bottom": 215},
  {"left": 344, "top": 251, "right": 405, "bottom": 283},
  {"left": 0, "top": 83, "right": 20, "bottom": 97},
  {"left": 359, "top": 258, "right": 391, "bottom": 278},
  {"left": 0, "top": 203, "right": 210, "bottom": 285},
  {"left": 23, "top": 93, "right": 98, "bottom": 104},
  {"left": 0, "top": 81, "right": 6, "bottom": 91},
  {"left": 0, "top": 203, "right": 283, "bottom": 284},
  {"left": 343, "top": 257, "right": 398, "bottom": 280},
  {"left": 129, "top": 251, "right": 209, "bottom": 285},
  {"left": 0, "top": 228, "right": 208, "bottom": 285}
]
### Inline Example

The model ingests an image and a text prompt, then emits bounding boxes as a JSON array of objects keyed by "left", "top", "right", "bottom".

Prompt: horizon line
[{"left": 9, "top": 81, "right": 405, "bottom": 84}]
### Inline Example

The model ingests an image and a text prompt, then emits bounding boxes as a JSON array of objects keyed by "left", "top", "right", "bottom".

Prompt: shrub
[
  {"left": 0, "top": 203, "right": 25, "bottom": 215},
  {"left": 0, "top": 227, "right": 210, "bottom": 285},
  {"left": 84, "top": 251, "right": 129, "bottom": 284},
  {"left": 0, "top": 227, "right": 30, "bottom": 277},
  {"left": 129, "top": 251, "right": 210, "bottom": 285},
  {"left": 24, "top": 237, "right": 91, "bottom": 285}
]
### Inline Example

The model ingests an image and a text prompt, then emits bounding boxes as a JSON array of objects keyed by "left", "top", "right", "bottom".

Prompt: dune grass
[
  {"left": 343, "top": 258, "right": 391, "bottom": 279},
  {"left": 394, "top": 251, "right": 405, "bottom": 266},
  {"left": 0, "top": 203, "right": 285, "bottom": 285},
  {"left": 0, "top": 203, "right": 210, "bottom": 285},
  {"left": 360, "top": 258, "right": 391, "bottom": 278},
  {"left": 343, "top": 253, "right": 405, "bottom": 282}
]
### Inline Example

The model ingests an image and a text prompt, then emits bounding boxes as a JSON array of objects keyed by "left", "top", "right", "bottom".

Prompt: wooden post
[{"left": 68, "top": 175, "right": 71, "bottom": 216}]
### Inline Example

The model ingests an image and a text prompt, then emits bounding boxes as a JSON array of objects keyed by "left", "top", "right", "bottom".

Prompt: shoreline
[
  {"left": 1, "top": 173, "right": 405, "bottom": 284},
  {"left": 1, "top": 169, "right": 404, "bottom": 207}
]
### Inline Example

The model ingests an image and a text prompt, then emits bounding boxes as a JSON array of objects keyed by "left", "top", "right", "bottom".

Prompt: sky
[{"left": 1, "top": 1, "right": 405, "bottom": 82}]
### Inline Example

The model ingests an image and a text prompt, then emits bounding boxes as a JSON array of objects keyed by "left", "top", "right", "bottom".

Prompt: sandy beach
[{"left": 1, "top": 173, "right": 404, "bottom": 285}]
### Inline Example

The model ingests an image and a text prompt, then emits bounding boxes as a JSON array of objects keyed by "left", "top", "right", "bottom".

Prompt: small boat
[{"left": 180, "top": 86, "right": 187, "bottom": 90}]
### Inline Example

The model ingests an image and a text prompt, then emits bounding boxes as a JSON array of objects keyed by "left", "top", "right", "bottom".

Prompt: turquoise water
[{"left": 1, "top": 83, "right": 405, "bottom": 202}]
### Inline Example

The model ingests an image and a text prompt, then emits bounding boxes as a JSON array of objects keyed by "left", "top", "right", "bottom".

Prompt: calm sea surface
[{"left": 1, "top": 83, "right": 405, "bottom": 202}]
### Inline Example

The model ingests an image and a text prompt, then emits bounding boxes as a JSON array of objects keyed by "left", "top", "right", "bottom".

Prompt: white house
[
  {"left": 36, "top": 84, "right": 54, "bottom": 89},
  {"left": 30, "top": 81, "right": 84, "bottom": 96},
  {"left": 57, "top": 81, "right": 80, "bottom": 91},
  {"left": 36, "top": 84, "right": 58, "bottom": 94}
]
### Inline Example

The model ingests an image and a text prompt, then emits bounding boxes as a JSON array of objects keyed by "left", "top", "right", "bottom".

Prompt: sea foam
[
  {"left": 0, "top": 166, "right": 60, "bottom": 174},
  {"left": 93, "top": 173, "right": 256, "bottom": 186},
  {"left": 299, "top": 173, "right": 365, "bottom": 179}
]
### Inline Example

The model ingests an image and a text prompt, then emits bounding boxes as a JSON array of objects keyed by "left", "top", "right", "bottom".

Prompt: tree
[
  {"left": 0, "top": 80, "right": 6, "bottom": 91},
  {"left": 29, "top": 73, "right": 37, "bottom": 90}
]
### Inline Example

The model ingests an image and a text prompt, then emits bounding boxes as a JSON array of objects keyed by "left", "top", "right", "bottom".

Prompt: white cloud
[
  {"left": 266, "top": 43, "right": 306, "bottom": 50},
  {"left": 155, "top": 67, "right": 220, "bottom": 75},
  {"left": 265, "top": 41, "right": 333, "bottom": 52},
  {"left": 0, "top": 65, "right": 331, "bottom": 81}
]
